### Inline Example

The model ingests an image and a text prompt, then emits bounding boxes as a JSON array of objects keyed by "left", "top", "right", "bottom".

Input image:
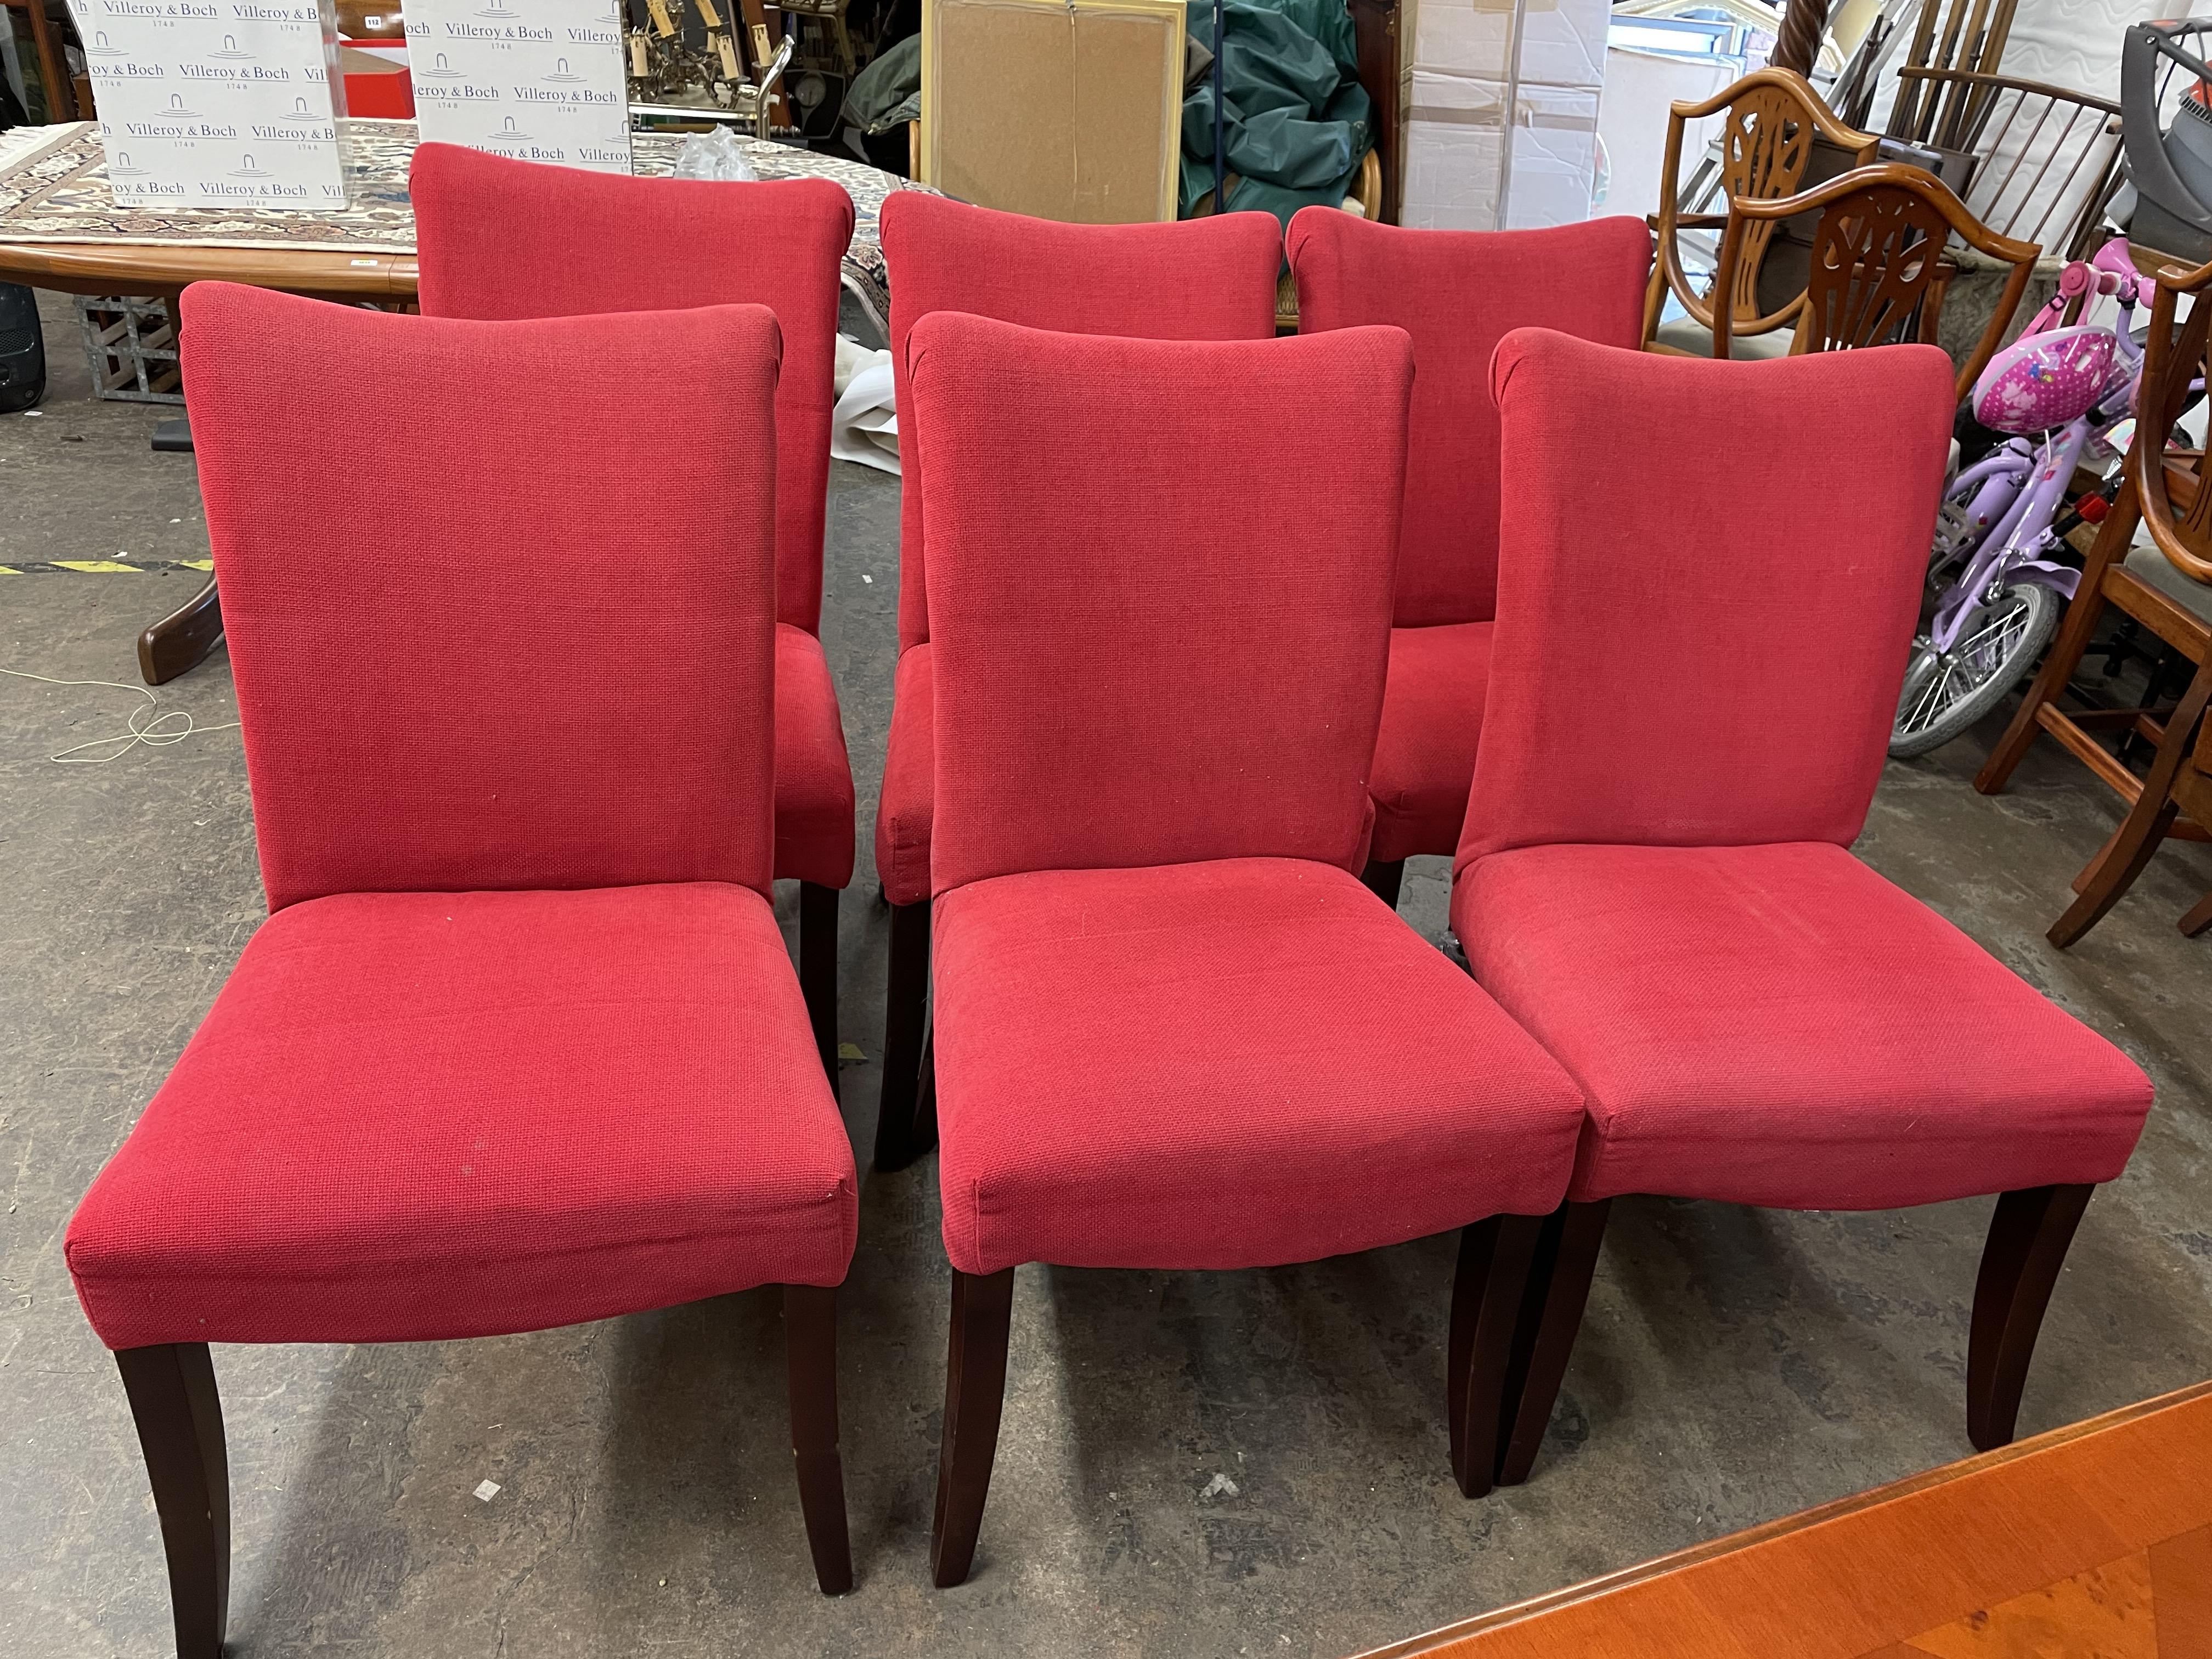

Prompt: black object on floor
[
  {"left": 152, "top": 418, "right": 195, "bottom": 453},
  {"left": 0, "top": 283, "right": 45, "bottom": 414}
]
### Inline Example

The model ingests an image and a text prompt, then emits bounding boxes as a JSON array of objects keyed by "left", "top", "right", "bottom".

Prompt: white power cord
[{"left": 0, "top": 667, "right": 240, "bottom": 763}]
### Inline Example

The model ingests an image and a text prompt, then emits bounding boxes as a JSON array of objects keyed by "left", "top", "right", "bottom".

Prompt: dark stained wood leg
[
  {"left": 1447, "top": 1213, "right": 1544, "bottom": 1499},
  {"left": 930, "top": 1266, "right": 1015, "bottom": 1589},
  {"left": 873, "top": 899, "right": 930, "bottom": 1172},
  {"left": 911, "top": 1023, "right": 938, "bottom": 1159},
  {"left": 115, "top": 1343, "right": 229, "bottom": 1659},
  {"left": 798, "top": 882, "right": 839, "bottom": 1102},
  {"left": 1497, "top": 1199, "right": 1611, "bottom": 1488},
  {"left": 137, "top": 576, "right": 224, "bottom": 687},
  {"left": 1361, "top": 857, "right": 1405, "bottom": 910},
  {"left": 2049, "top": 667, "right": 2212, "bottom": 947},
  {"left": 2180, "top": 888, "right": 2212, "bottom": 938},
  {"left": 782, "top": 1285, "right": 853, "bottom": 1595},
  {"left": 1968, "top": 1184, "right": 2095, "bottom": 1452}
]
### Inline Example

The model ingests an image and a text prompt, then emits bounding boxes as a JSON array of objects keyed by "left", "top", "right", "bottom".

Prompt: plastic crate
[{"left": 75, "top": 296, "right": 183, "bottom": 404}]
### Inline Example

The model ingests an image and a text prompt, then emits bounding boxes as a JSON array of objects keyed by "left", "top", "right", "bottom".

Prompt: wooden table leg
[{"left": 138, "top": 575, "right": 223, "bottom": 685}]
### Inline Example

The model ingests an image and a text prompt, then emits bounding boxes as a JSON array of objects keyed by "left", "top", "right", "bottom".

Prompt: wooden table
[{"left": 1363, "top": 1380, "right": 2212, "bottom": 1658}]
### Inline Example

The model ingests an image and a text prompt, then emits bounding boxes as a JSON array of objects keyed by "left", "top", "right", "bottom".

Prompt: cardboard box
[
  {"left": 1410, "top": 0, "right": 1606, "bottom": 94},
  {"left": 1401, "top": 0, "right": 1609, "bottom": 232},
  {"left": 404, "top": 0, "right": 630, "bottom": 173},
  {"left": 67, "top": 0, "right": 350, "bottom": 207},
  {"left": 921, "top": 0, "right": 1184, "bottom": 224},
  {"left": 1402, "top": 72, "right": 1598, "bottom": 230}
]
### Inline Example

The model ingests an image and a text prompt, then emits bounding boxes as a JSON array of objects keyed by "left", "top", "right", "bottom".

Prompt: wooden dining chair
[
  {"left": 1711, "top": 162, "right": 2040, "bottom": 399},
  {"left": 65, "top": 287, "right": 860, "bottom": 1657},
  {"left": 1454, "top": 330, "right": 2153, "bottom": 1489},
  {"left": 1976, "top": 251, "right": 2212, "bottom": 944},
  {"left": 1644, "top": 66, "right": 1878, "bottom": 359},
  {"left": 409, "top": 142, "right": 859, "bottom": 1093},
  {"left": 868, "top": 192, "right": 1283, "bottom": 1175},
  {"left": 910, "top": 313, "right": 1588, "bottom": 1586}
]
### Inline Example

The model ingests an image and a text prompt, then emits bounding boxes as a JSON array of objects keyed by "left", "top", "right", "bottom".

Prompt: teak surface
[{"left": 1362, "top": 1380, "right": 2212, "bottom": 1659}]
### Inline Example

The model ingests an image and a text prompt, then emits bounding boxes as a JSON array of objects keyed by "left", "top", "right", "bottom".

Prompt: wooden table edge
[
  {"left": 0, "top": 241, "right": 420, "bottom": 299},
  {"left": 1356, "top": 1378, "right": 2212, "bottom": 1659}
]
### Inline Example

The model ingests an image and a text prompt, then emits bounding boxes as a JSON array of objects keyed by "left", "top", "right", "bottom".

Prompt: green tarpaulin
[{"left": 1181, "top": 0, "right": 1373, "bottom": 226}]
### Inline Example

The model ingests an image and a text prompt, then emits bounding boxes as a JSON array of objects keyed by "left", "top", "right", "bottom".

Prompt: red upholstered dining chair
[
  {"left": 869, "top": 193, "right": 1283, "bottom": 1173},
  {"left": 409, "top": 141, "right": 857, "bottom": 1090},
  {"left": 65, "top": 286, "right": 861, "bottom": 1656},
  {"left": 1451, "top": 331, "right": 2155, "bottom": 1489},
  {"left": 909, "top": 312, "right": 1589, "bottom": 1588},
  {"left": 1285, "top": 210, "right": 1654, "bottom": 905}
]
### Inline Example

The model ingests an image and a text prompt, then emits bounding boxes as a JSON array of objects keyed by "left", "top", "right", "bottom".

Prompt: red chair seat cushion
[
  {"left": 873, "top": 642, "right": 933, "bottom": 907},
  {"left": 932, "top": 858, "right": 1585, "bottom": 1276},
  {"left": 1452, "top": 842, "right": 2154, "bottom": 1210},
  {"left": 67, "top": 884, "right": 857, "bottom": 1351},
  {"left": 1370, "top": 622, "right": 1493, "bottom": 865},
  {"left": 774, "top": 623, "right": 856, "bottom": 889}
]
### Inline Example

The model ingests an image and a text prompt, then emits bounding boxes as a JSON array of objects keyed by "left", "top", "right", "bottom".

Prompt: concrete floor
[{"left": 2, "top": 286, "right": 2210, "bottom": 1658}]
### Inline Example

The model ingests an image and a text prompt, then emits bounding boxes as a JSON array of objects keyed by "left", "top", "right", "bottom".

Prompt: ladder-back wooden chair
[
  {"left": 1977, "top": 252, "right": 2212, "bottom": 944},
  {"left": 1644, "top": 67, "right": 1879, "bottom": 359},
  {"left": 1711, "top": 162, "right": 2040, "bottom": 399}
]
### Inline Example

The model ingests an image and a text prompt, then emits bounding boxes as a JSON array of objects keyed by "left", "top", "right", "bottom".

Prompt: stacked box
[
  {"left": 1402, "top": 0, "right": 1610, "bottom": 233},
  {"left": 404, "top": 0, "right": 630, "bottom": 174},
  {"left": 67, "top": 0, "right": 348, "bottom": 207}
]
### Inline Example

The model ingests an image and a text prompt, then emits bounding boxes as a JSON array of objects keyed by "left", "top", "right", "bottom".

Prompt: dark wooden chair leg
[
  {"left": 115, "top": 1343, "right": 229, "bottom": 1659},
  {"left": 137, "top": 575, "right": 225, "bottom": 687},
  {"left": 873, "top": 899, "right": 930, "bottom": 1172},
  {"left": 1360, "top": 857, "right": 1404, "bottom": 909},
  {"left": 1968, "top": 1183, "right": 2095, "bottom": 1452},
  {"left": 1446, "top": 1213, "right": 1544, "bottom": 1499},
  {"left": 782, "top": 1285, "right": 854, "bottom": 1595},
  {"left": 1497, "top": 1198, "right": 1611, "bottom": 1488},
  {"left": 798, "top": 881, "right": 839, "bottom": 1102},
  {"left": 2049, "top": 663, "right": 2212, "bottom": 947},
  {"left": 930, "top": 1266, "right": 1014, "bottom": 1589},
  {"left": 911, "top": 1024, "right": 938, "bottom": 1158},
  {"left": 2181, "top": 888, "right": 2212, "bottom": 937}
]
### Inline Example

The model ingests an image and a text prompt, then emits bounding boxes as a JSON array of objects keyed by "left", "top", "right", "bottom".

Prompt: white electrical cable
[{"left": 0, "top": 667, "right": 240, "bottom": 764}]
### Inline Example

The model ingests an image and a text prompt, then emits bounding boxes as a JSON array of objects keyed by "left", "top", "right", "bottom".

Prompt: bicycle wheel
[{"left": 1891, "top": 582, "right": 2062, "bottom": 759}]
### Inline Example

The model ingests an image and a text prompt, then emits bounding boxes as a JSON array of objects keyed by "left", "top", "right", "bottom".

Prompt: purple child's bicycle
[{"left": 1891, "top": 239, "right": 2155, "bottom": 758}]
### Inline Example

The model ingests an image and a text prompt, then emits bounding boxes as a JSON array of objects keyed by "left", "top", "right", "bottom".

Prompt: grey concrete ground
[{"left": 2, "top": 285, "right": 2210, "bottom": 1658}]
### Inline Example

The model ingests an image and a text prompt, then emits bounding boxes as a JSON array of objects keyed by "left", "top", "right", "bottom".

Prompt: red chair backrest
[
  {"left": 181, "top": 284, "right": 785, "bottom": 911},
  {"left": 1288, "top": 210, "right": 1653, "bottom": 628},
  {"left": 911, "top": 312, "right": 1413, "bottom": 894},
  {"left": 1457, "top": 328, "right": 1954, "bottom": 871},
  {"left": 880, "top": 193, "right": 1282, "bottom": 651},
  {"left": 408, "top": 142, "right": 852, "bottom": 634}
]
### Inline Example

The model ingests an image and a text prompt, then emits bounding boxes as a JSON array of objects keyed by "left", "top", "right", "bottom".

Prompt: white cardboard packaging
[
  {"left": 404, "top": 0, "right": 631, "bottom": 174},
  {"left": 1402, "top": 0, "right": 1610, "bottom": 233},
  {"left": 69, "top": 0, "right": 350, "bottom": 208}
]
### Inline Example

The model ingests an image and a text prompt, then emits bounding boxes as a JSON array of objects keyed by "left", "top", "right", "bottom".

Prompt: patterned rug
[{"left": 0, "top": 119, "right": 932, "bottom": 328}]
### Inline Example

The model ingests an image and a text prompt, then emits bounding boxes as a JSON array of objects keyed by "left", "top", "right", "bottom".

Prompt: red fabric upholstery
[
  {"left": 910, "top": 313, "right": 1411, "bottom": 893},
  {"left": 68, "top": 885, "right": 857, "bottom": 1348},
  {"left": 873, "top": 642, "right": 934, "bottom": 907},
  {"left": 1287, "top": 211, "right": 1652, "bottom": 629},
  {"left": 775, "top": 624, "right": 857, "bottom": 888},
  {"left": 873, "top": 197, "right": 1280, "bottom": 902},
  {"left": 935, "top": 860, "right": 1584, "bottom": 1274},
  {"left": 1459, "top": 330, "right": 1957, "bottom": 870},
  {"left": 879, "top": 193, "right": 1282, "bottom": 652},
  {"left": 409, "top": 142, "right": 853, "bottom": 634},
  {"left": 181, "top": 285, "right": 784, "bottom": 912},
  {"left": 1368, "top": 620, "right": 1493, "bottom": 866},
  {"left": 409, "top": 144, "right": 857, "bottom": 889},
  {"left": 1453, "top": 843, "right": 2153, "bottom": 1209},
  {"left": 1288, "top": 215, "right": 1651, "bottom": 864}
]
